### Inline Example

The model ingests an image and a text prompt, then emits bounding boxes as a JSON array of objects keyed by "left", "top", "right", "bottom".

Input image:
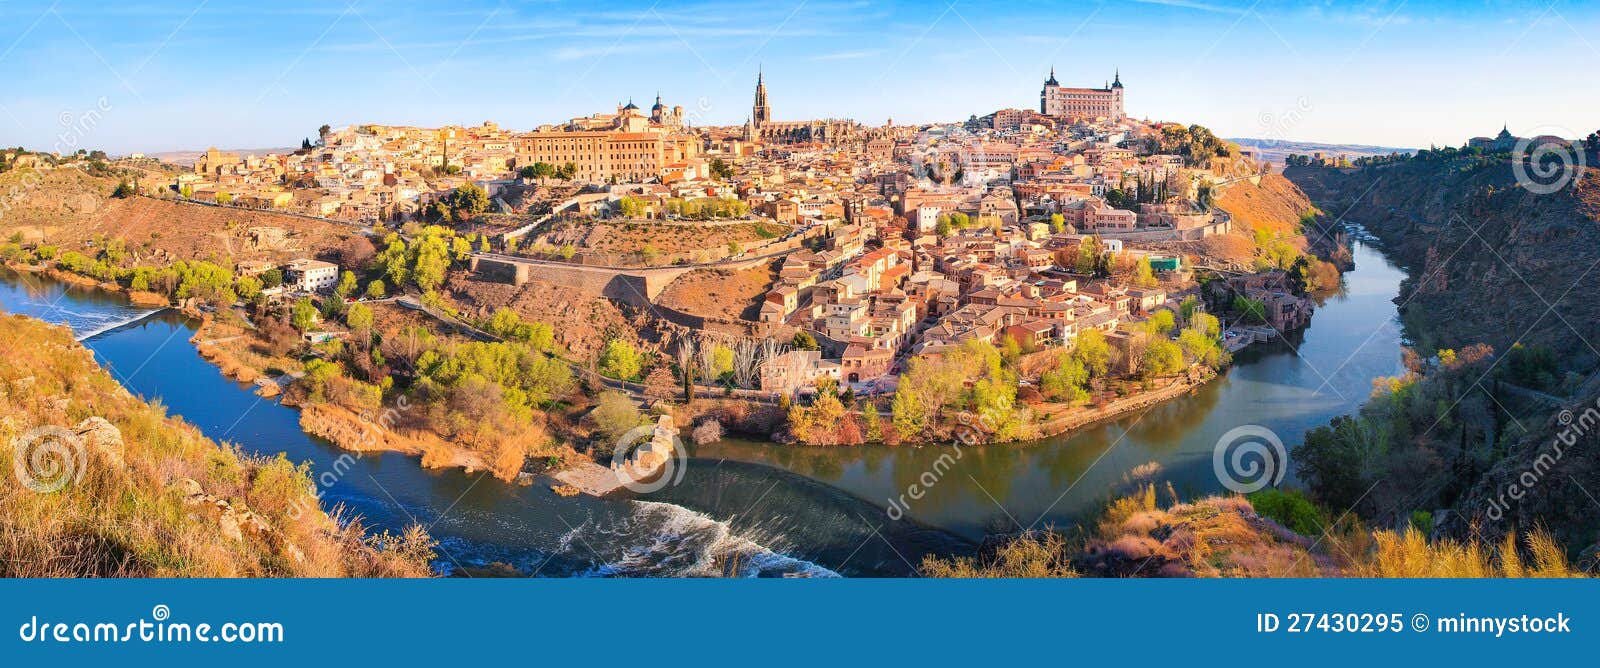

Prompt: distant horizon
[
  {"left": 3, "top": 0, "right": 1597, "bottom": 154},
  {"left": 127, "top": 133, "right": 1426, "bottom": 161}
]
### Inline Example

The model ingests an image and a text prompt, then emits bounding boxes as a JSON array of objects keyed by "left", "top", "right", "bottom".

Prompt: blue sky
[{"left": 1, "top": 0, "right": 1596, "bottom": 154}]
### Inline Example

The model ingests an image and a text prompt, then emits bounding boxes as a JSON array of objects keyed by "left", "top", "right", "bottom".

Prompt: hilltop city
[{"left": 86, "top": 69, "right": 1317, "bottom": 405}]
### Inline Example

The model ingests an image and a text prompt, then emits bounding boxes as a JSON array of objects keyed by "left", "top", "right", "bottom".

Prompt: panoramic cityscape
[{"left": 2, "top": 0, "right": 1600, "bottom": 661}]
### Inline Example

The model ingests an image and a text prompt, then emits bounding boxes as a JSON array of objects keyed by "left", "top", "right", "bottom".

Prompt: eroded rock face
[
  {"left": 172, "top": 477, "right": 275, "bottom": 542},
  {"left": 63, "top": 193, "right": 100, "bottom": 215},
  {"left": 74, "top": 416, "right": 123, "bottom": 468}
]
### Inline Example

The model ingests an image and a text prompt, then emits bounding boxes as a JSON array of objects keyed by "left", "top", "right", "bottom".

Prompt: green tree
[
  {"left": 591, "top": 391, "right": 643, "bottom": 440},
  {"left": 345, "top": 302, "right": 374, "bottom": 332},
  {"left": 1071, "top": 329, "right": 1112, "bottom": 378},
  {"left": 1132, "top": 256, "right": 1158, "bottom": 288},
  {"left": 334, "top": 270, "right": 358, "bottom": 298},
  {"left": 791, "top": 331, "right": 820, "bottom": 351},
  {"left": 710, "top": 158, "right": 734, "bottom": 180},
  {"left": 378, "top": 235, "right": 409, "bottom": 287},
  {"left": 1144, "top": 309, "right": 1175, "bottom": 335},
  {"left": 711, "top": 345, "right": 735, "bottom": 379},
  {"left": 410, "top": 229, "right": 451, "bottom": 292},
  {"left": 1074, "top": 236, "right": 1103, "bottom": 275},
  {"left": 863, "top": 404, "right": 883, "bottom": 442},
  {"left": 599, "top": 339, "right": 642, "bottom": 380},
  {"left": 291, "top": 297, "right": 318, "bottom": 332},
  {"left": 448, "top": 183, "right": 489, "bottom": 220},
  {"left": 1039, "top": 352, "right": 1090, "bottom": 404},
  {"left": 1233, "top": 295, "right": 1267, "bottom": 324},
  {"left": 364, "top": 280, "right": 386, "bottom": 299},
  {"left": 234, "top": 275, "right": 264, "bottom": 302},
  {"left": 891, "top": 387, "right": 926, "bottom": 440},
  {"left": 1179, "top": 295, "right": 1199, "bottom": 324},
  {"left": 1141, "top": 338, "right": 1184, "bottom": 378},
  {"left": 1049, "top": 213, "right": 1065, "bottom": 234}
]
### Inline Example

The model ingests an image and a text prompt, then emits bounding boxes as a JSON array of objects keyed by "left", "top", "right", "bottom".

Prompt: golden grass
[
  {"left": 923, "top": 484, "right": 1590, "bottom": 578},
  {"left": 0, "top": 313, "right": 434, "bottom": 577},
  {"left": 921, "top": 531, "right": 1080, "bottom": 578},
  {"left": 1339, "top": 527, "right": 1580, "bottom": 578}
]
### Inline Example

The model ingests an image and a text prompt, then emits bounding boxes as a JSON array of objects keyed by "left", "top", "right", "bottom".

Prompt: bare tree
[
  {"left": 732, "top": 336, "right": 786, "bottom": 389},
  {"left": 674, "top": 334, "right": 697, "bottom": 378}
]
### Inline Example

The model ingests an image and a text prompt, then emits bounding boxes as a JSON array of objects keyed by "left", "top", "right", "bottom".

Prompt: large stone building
[
  {"left": 1039, "top": 68, "right": 1124, "bottom": 121},
  {"left": 515, "top": 98, "right": 701, "bottom": 182},
  {"left": 744, "top": 70, "right": 860, "bottom": 146}
]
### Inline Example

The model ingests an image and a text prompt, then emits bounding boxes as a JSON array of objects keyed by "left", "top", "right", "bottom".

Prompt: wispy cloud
[
  {"left": 809, "top": 49, "right": 879, "bottom": 61},
  {"left": 1126, "top": 0, "right": 1245, "bottom": 16}
]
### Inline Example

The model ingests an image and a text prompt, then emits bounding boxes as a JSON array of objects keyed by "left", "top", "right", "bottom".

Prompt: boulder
[{"left": 74, "top": 416, "right": 123, "bottom": 468}]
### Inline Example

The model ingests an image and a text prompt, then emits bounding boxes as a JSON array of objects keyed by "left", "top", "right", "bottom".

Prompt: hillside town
[
  {"left": 136, "top": 69, "right": 1309, "bottom": 402},
  {"left": 0, "top": 63, "right": 1335, "bottom": 459}
]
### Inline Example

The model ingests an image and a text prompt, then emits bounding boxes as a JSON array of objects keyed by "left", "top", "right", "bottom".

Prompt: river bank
[{"left": 0, "top": 267, "right": 964, "bottom": 576}]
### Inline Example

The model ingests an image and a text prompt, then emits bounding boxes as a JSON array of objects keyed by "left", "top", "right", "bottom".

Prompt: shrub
[
  {"left": 691, "top": 419, "right": 723, "bottom": 445},
  {"left": 1247, "top": 488, "right": 1327, "bottom": 537}
]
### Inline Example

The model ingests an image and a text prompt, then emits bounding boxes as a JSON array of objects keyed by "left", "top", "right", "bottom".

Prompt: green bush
[{"left": 1247, "top": 488, "right": 1328, "bottom": 537}]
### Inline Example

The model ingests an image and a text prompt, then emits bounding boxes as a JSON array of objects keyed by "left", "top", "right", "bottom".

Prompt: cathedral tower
[{"left": 752, "top": 68, "right": 771, "bottom": 127}]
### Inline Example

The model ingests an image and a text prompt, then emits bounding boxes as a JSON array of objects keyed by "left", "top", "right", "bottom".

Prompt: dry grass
[
  {"left": 922, "top": 484, "right": 1591, "bottom": 578},
  {"left": 921, "top": 531, "right": 1080, "bottom": 578},
  {"left": 0, "top": 313, "right": 434, "bottom": 577},
  {"left": 1336, "top": 527, "right": 1580, "bottom": 578}
]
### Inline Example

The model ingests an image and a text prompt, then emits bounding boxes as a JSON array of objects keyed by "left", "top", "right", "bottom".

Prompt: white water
[
  {"left": 71, "top": 307, "right": 165, "bottom": 341},
  {"left": 580, "top": 501, "right": 840, "bottom": 578}
]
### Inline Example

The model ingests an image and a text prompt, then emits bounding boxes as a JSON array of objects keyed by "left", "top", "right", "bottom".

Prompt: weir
[{"left": 74, "top": 308, "right": 169, "bottom": 342}]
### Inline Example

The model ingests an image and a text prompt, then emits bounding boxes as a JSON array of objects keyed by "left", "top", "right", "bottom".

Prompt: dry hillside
[
  {"left": 0, "top": 313, "right": 434, "bottom": 577},
  {"left": 655, "top": 263, "right": 779, "bottom": 322}
]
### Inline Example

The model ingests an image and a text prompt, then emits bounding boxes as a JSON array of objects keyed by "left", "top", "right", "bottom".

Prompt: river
[
  {"left": 699, "top": 237, "right": 1407, "bottom": 539},
  {"left": 0, "top": 235, "right": 1405, "bottom": 574}
]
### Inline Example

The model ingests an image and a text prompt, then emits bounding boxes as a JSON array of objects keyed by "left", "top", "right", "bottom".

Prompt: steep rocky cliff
[
  {"left": 1286, "top": 157, "right": 1600, "bottom": 561},
  {"left": 1287, "top": 159, "right": 1600, "bottom": 367}
]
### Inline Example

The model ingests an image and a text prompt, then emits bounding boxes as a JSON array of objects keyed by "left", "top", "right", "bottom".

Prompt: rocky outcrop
[
  {"left": 171, "top": 477, "right": 277, "bottom": 543},
  {"left": 74, "top": 416, "right": 124, "bottom": 469}
]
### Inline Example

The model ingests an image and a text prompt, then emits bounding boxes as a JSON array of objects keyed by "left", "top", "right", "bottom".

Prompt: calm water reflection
[{"left": 696, "top": 240, "right": 1406, "bottom": 539}]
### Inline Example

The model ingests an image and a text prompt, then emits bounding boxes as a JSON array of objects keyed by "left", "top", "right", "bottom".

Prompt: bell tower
[{"left": 752, "top": 68, "right": 771, "bottom": 127}]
